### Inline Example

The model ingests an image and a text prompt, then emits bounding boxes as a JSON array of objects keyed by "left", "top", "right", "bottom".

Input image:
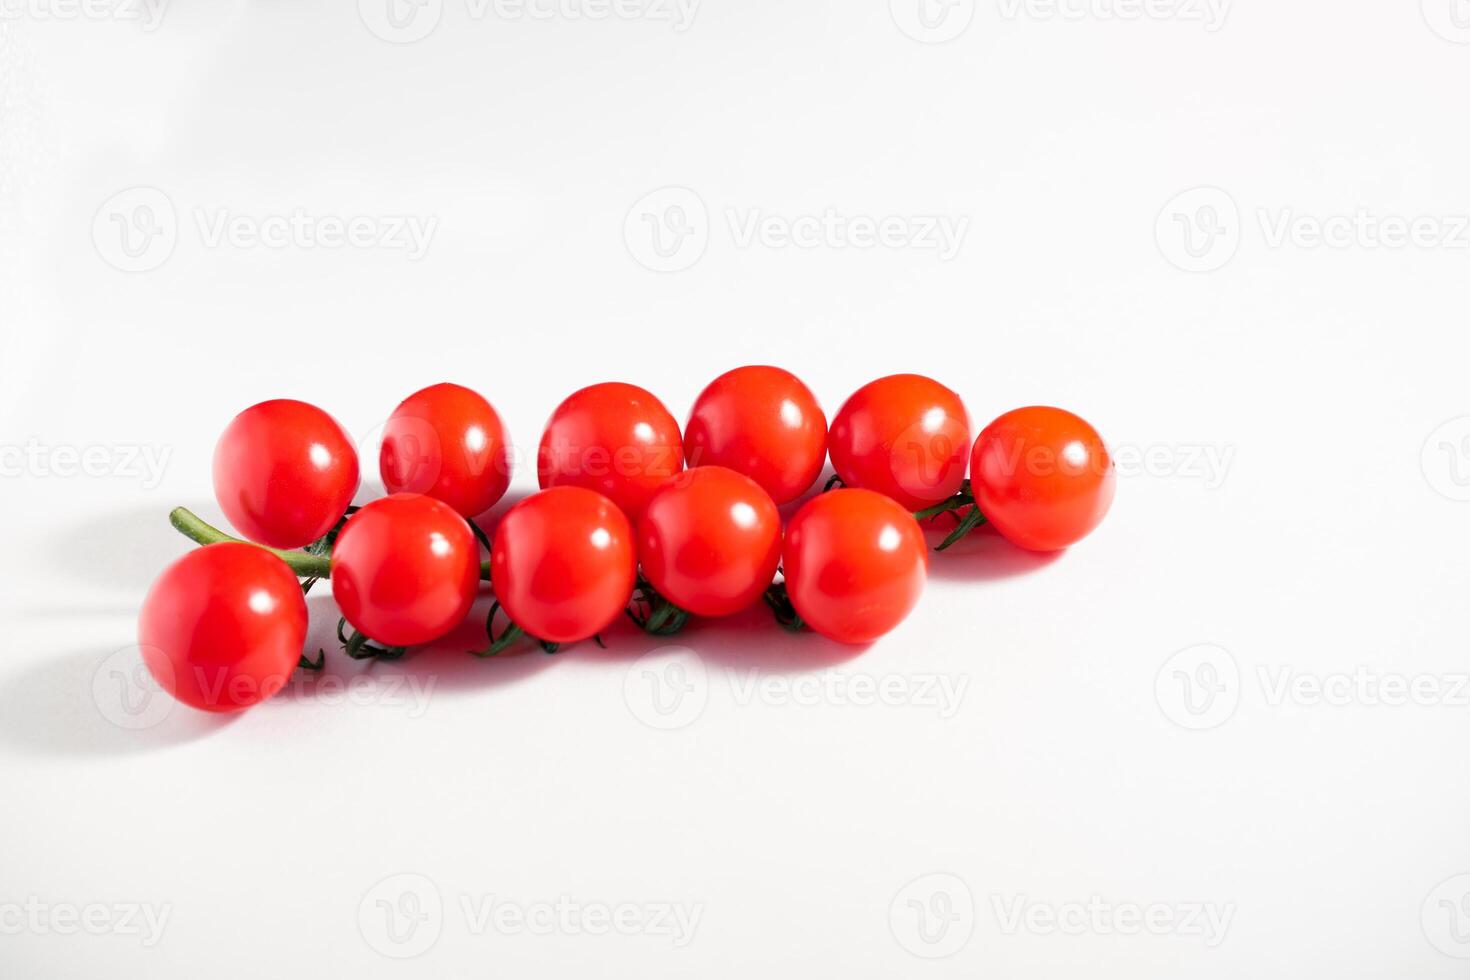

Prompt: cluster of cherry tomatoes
[{"left": 138, "top": 368, "right": 1115, "bottom": 713}]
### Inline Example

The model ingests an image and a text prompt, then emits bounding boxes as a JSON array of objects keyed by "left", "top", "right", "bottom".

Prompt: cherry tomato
[
  {"left": 491, "top": 486, "right": 636, "bottom": 644},
  {"left": 538, "top": 382, "right": 684, "bottom": 520},
  {"left": 638, "top": 466, "right": 782, "bottom": 617},
  {"left": 380, "top": 382, "right": 512, "bottom": 518},
  {"left": 331, "top": 493, "right": 480, "bottom": 647},
  {"left": 138, "top": 543, "right": 307, "bottom": 712},
  {"left": 828, "top": 374, "right": 970, "bottom": 511},
  {"left": 213, "top": 399, "right": 360, "bottom": 549},
  {"left": 783, "top": 489, "right": 927, "bottom": 644},
  {"left": 683, "top": 365, "right": 828, "bottom": 505},
  {"left": 971, "top": 406, "right": 1115, "bottom": 552}
]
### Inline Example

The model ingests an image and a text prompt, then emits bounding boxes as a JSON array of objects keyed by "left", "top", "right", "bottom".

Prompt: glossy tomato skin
[
  {"left": 684, "top": 366, "right": 828, "bottom": 505},
  {"left": 537, "top": 382, "right": 684, "bottom": 520},
  {"left": 638, "top": 466, "right": 782, "bottom": 617},
  {"left": 828, "top": 374, "right": 970, "bottom": 512},
  {"left": 138, "top": 543, "right": 307, "bottom": 712},
  {"left": 331, "top": 493, "right": 480, "bottom": 647},
  {"left": 971, "top": 406, "right": 1115, "bottom": 552},
  {"left": 783, "top": 489, "right": 927, "bottom": 645},
  {"left": 213, "top": 399, "right": 360, "bottom": 549},
  {"left": 380, "top": 382, "right": 512, "bottom": 518},
  {"left": 491, "top": 487, "right": 636, "bottom": 644}
]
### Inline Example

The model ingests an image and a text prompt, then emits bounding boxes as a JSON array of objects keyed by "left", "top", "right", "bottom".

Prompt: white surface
[{"left": 2, "top": 3, "right": 1468, "bottom": 976}]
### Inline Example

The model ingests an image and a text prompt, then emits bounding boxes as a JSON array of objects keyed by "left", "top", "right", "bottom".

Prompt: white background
[{"left": 2, "top": 1, "right": 1469, "bottom": 976}]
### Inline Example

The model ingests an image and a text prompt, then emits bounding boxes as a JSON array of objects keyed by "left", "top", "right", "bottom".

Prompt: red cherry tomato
[
  {"left": 638, "top": 466, "right": 782, "bottom": 617},
  {"left": 380, "top": 382, "right": 512, "bottom": 518},
  {"left": 138, "top": 543, "right": 307, "bottom": 712},
  {"left": 491, "top": 486, "right": 636, "bottom": 644},
  {"left": 538, "top": 382, "right": 684, "bottom": 520},
  {"left": 783, "top": 489, "right": 927, "bottom": 644},
  {"left": 828, "top": 374, "right": 970, "bottom": 511},
  {"left": 213, "top": 399, "right": 360, "bottom": 549},
  {"left": 971, "top": 406, "right": 1115, "bottom": 552},
  {"left": 684, "top": 365, "right": 828, "bottom": 505},
  {"left": 331, "top": 493, "right": 480, "bottom": 647}
]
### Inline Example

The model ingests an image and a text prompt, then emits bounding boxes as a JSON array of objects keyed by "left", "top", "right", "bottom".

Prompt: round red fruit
[
  {"left": 380, "top": 382, "right": 512, "bottom": 518},
  {"left": 213, "top": 399, "right": 360, "bottom": 549},
  {"left": 638, "top": 466, "right": 782, "bottom": 617},
  {"left": 971, "top": 406, "right": 1115, "bottom": 551},
  {"left": 828, "top": 374, "right": 970, "bottom": 511},
  {"left": 538, "top": 382, "right": 683, "bottom": 520},
  {"left": 683, "top": 365, "right": 828, "bottom": 505},
  {"left": 491, "top": 487, "right": 636, "bottom": 644},
  {"left": 331, "top": 494, "right": 480, "bottom": 647},
  {"left": 138, "top": 542, "right": 307, "bottom": 712},
  {"left": 783, "top": 489, "right": 927, "bottom": 644}
]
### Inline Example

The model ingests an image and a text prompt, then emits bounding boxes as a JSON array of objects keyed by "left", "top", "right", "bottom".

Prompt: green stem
[
  {"left": 913, "top": 479, "right": 975, "bottom": 522},
  {"left": 169, "top": 507, "right": 332, "bottom": 578},
  {"left": 170, "top": 506, "right": 494, "bottom": 581}
]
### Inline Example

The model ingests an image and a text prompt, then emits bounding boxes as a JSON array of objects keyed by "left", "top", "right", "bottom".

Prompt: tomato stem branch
[
  {"left": 169, "top": 507, "right": 333, "bottom": 578},
  {"left": 625, "top": 574, "right": 690, "bottom": 636},
  {"left": 912, "top": 480, "right": 991, "bottom": 550},
  {"left": 762, "top": 579, "right": 805, "bottom": 633},
  {"left": 170, "top": 506, "right": 493, "bottom": 581}
]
